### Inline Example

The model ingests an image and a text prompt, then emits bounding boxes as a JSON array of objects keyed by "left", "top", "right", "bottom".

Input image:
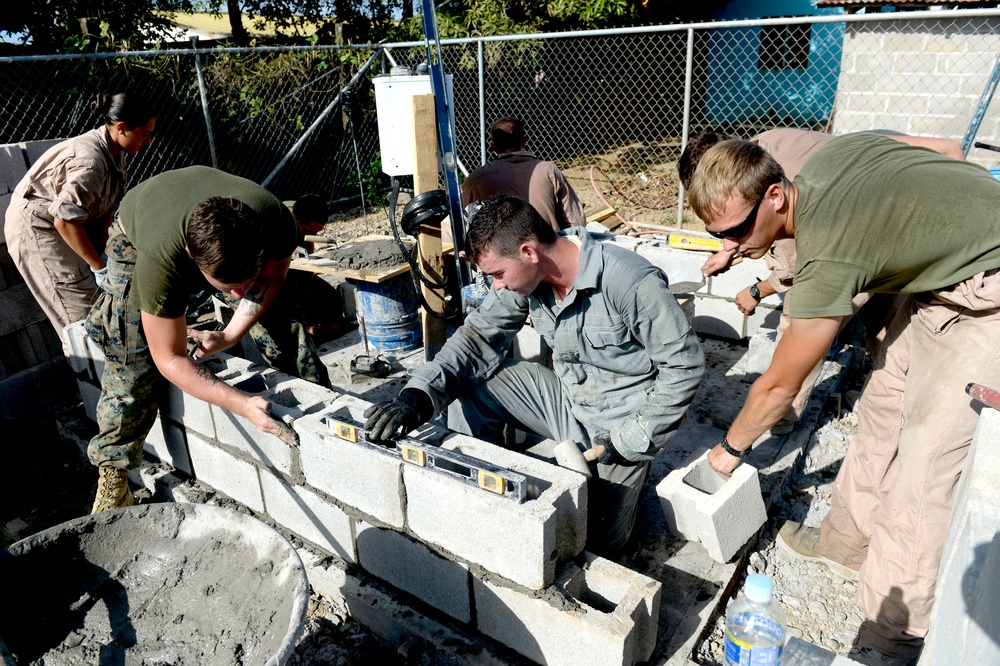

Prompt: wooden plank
[
  {"left": 585, "top": 205, "right": 617, "bottom": 223},
  {"left": 411, "top": 93, "right": 447, "bottom": 356}
]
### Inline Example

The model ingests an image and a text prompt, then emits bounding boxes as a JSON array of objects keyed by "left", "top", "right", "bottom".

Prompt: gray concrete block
[
  {"left": 404, "top": 446, "right": 561, "bottom": 591},
  {"left": 746, "top": 303, "right": 782, "bottom": 341},
  {"left": 608, "top": 235, "right": 644, "bottom": 252},
  {"left": 297, "top": 396, "right": 406, "bottom": 528},
  {"left": 142, "top": 415, "right": 193, "bottom": 477},
  {"left": 0, "top": 143, "right": 27, "bottom": 193},
  {"left": 212, "top": 374, "right": 331, "bottom": 476},
  {"left": 185, "top": 430, "right": 265, "bottom": 512},
  {"left": 443, "top": 433, "right": 588, "bottom": 562},
  {"left": 162, "top": 354, "right": 264, "bottom": 439},
  {"left": 634, "top": 243, "right": 708, "bottom": 294},
  {"left": 77, "top": 378, "right": 101, "bottom": 422},
  {"left": 511, "top": 324, "right": 551, "bottom": 366},
  {"left": 656, "top": 449, "right": 767, "bottom": 563},
  {"left": 63, "top": 320, "right": 94, "bottom": 379},
  {"left": 707, "top": 254, "right": 773, "bottom": 301},
  {"left": 692, "top": 296, "right": 745, "bottom": 340},
  {"left": 745, "top": 328, "right": 779, "bottom": 378},
  {"left": 84, "top": 333, "right": 105, "bottom": 382},
  {"left": 260, "top": 471, "right": 356, "bottom": 562},
  {"left": 300, "top": 549, "right": 517, "bottom": 666},
  {"left": 20, "top": 139, "right": 64, "bottom": 166},
  {"left": 473, "top": 552, "right": 662, "bottom": 666},
  {"left": 0, "top": 282, "right": 47, "bottom": 336},
  {"left": 0, "top": 357, "right": 76, "bottom": 420},
  {"left": 0, "top": 193, "right": 10, "bottom": 244},
  {"left": 134, "top": 463, "right": 189, "bottom": 503},
  {"left": 922, "top": 408, "right": 1000, "bottom": 665},
  {"left": 356, "top": 521, "right": 471, "bottom": 623}
]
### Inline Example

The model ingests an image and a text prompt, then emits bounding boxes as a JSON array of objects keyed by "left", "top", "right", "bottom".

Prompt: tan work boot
[
  {"left": 91, "top": 466, "right": 137, "bottom": 514},
  {"left": 776, "top": 520, "right": 859, "bottom": 582}
]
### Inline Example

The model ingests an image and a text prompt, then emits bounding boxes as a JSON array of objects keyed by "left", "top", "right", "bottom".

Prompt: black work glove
[
  {"left": 592, "top": 432, "right": 628, "bottom": 466},
  {"left": 363, "top": 388, "right": 434, "bottom": 446}
]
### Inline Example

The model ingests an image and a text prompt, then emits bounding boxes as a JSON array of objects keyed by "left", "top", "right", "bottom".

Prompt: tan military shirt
[{"left": 13, "top": 127, "right": 126, "bottom": 224}]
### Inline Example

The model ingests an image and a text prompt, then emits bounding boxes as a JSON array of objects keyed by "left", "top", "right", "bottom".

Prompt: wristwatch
[
  {"left": 720, "top": 435, "right": 750, "bottom": 458},
  {"left": 749, "top": 283, "right": 762, "bottom": 301}
]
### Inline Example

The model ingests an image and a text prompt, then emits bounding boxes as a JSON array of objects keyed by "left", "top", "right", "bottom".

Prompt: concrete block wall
[
  {"left": 0, "top": 142, "right": 71, "bottom": 420},
  {"left": 832, "top": 17, "right": 1000, "bottom": 169},
  {"left": 67, "top": 316, "right": 656, "bottom": 664},
  {"left": 922, "top": 408, "right": 1000, "bottom": 664},
  {"left": 611, "top": 236, "right": 782, "bottom": 341}
]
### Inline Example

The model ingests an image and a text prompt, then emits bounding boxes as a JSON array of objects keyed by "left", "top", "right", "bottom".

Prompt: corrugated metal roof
[{"left": 156, "top": 11, "right": 321, "bottom": 40}]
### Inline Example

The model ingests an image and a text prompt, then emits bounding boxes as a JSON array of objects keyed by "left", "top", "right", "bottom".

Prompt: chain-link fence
[{"left": 2, "top": 9, "right": 998, "bottom": 226}]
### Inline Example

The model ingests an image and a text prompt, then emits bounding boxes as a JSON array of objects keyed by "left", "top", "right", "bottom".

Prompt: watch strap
[
  {"left": 720, "top": 436, "right": 750, "bottom": 458},
  {"left": 749, "top": 283, "right": 761, "bottom": 301}
]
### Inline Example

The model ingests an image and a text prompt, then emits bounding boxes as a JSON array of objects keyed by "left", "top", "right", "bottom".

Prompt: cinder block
[
  {"left": 0, "top": 282, "right": 46, "bottom": 336},
  {"left": 0, "top": 358, "right": 76, "bottom": 420},
  {"left": 656, "top": 449, "right": 767, "bottom": 563},
  {"left": 63, "top": 320, "right": 94, "bottom": 379},
  {"left": 692, "top": 296, "right": 745, "bottom": 340},
  {"left": 923, "top": 409, "right": 1000, "bottom": 664},
  {"left": 162, "top": 354, "right": 261, "bottom": 438},
  {"left": 473, "top": 552, "right": 662, "bottom": 666},
  {"left": 511, "top": 324, "right": 551, "bottom": 366},
  {"left": 185, "top": 430, "right": 265, "bottom": 512},
  {"left": 20, "top": 139, "right": 63, "bottom": 166},
  {"left": 260, "top": 471, "right": 356, "bottom": 562},
  {"left": 608, "top": 235, "right": 644, "bottom": 252},
  {"left": 442, "top": 433, "right": 588, "bottom": 562},
  {"left": 356, "top": 522, "right": 471, "bottom": 623},
  {"left": 746, "top": 302, "right": 782, "bottom": 340},
  {"left": 142, "top": 415, "right": 193, "bottom": 477},
  {"left": 707, "top": 254, "right": 773, "bottom": 301},
  {"left": 0, "top": 143, "right": 27, "bottom": 193},
  {"left": 405, "top": 441, "right": 561, "bottom": 590},
  {"left": 298, "top": 396, "right": 406, "bottom": 528},
  {"left": 745, "top": 328, "right": 778, "bottom": 378},
  {"left": 77, "top": 378, "right": 101, "bottom": 422},
  {"left": 84, "top": 333, "right": 105, "bottom": 382},
  {"left": 212, "top": 374, "right": 331, "bottom": 476},
  {"left": 634, "top": 243, "right": 709, "bottom": 294},
  {"left": 134, "top": 463, "right": 189, "bottom": 503}
]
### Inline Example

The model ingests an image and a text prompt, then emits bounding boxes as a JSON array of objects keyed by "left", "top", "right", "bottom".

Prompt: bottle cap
[{"left": 744, "top": 574, "right": 773, "bottom": 604}]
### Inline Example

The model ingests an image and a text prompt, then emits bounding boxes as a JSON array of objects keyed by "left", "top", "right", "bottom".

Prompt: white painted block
[
  {"left": 473, "top": 552, "right": 662, "bottom": 666},
  {"left": 185, "top": 431, "right": 264, "bottom": 512},
  {"left": 142, "top": 414, "right": 193, "bottom": 477},
  {"left": 356, "top": 522, "right": 471, "bottom": 623},
  {"left": 260, "top": 471, "right": 356, "bottom": 563},
  {"left": 634, "top": 243, "right": 709, "bottom": 294},
  {"left": 298, "top": 397, "right": 406, "bottom": 528},
  {"left": 656, "top": 449, "right": 767, "bottom": 563}
]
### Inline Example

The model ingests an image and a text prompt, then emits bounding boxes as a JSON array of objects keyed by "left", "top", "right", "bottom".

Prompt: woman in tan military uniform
[{"left": 4, "top": 92, "right": 156, "bottom": 353}]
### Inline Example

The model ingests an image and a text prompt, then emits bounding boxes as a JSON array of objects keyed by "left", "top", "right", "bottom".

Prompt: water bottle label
[{"left": 723, "top": 635, "right": 783, "bottom": 666}]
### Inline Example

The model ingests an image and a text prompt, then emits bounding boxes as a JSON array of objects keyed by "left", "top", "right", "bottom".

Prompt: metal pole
[
  {"left": 191, "top": 36, "right": 218, "bottom": 169},
  {"left": 478, "top": 39, "right": 486, "bottom": 167},
  {"left": 261, "top": 48, "right": 381, "bottom": 188},
  {"left": 677, "top": 27, "right": 695, "bottom": 229}
]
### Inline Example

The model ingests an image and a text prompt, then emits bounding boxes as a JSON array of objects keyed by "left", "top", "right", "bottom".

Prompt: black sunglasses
[{"left": 708, "top": 188, "right": 768, "bottom": 240}]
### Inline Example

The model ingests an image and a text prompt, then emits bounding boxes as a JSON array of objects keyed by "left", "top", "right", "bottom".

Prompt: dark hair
[
  {"left": 292, "top": 194, "right": 328, "bottom": 226},
  {"left": 678, "top": 131, "right": 733, "bottom": 190},
  {"left": 91, "top": 92, "right": 155, "bottom": 129},
  {"left": 464, "top": 195, "right": 556, "bottom": 262},
  {"left": 185, "top": 197, "right": 265, "bottom": 284},
  {"left": 489, "top": 117, "right": 526, "bottom": 153}
]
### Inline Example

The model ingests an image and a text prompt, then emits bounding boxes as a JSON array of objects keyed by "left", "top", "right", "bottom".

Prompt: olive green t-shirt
[
  {"left": 790, "top": 133, "right": 1000, "bottom": 318},
  {"left": 118, "top": 165, "right": 296, "bottom": 318}
]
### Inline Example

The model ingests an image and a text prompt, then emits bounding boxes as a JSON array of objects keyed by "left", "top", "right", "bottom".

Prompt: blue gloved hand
[
  {"left": 592, "top": 432, "right": 627, "bottom": 466},
  {"left": 91, "top": 265, "right": 108, "bottom": 287},
  {"left": 363, "top": 388, "right": 434, "bottom": 447}
]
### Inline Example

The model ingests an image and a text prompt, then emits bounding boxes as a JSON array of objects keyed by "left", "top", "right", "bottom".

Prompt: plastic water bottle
[{"left": 723, "top": 573, "right": 787, "bottom": 666}]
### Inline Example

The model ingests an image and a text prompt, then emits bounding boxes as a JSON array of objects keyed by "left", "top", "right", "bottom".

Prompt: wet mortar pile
[{"left": 319, "top": 238, "right": 408, "bottom": 271}]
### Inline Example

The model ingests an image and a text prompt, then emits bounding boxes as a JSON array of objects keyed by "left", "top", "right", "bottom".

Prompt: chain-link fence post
[
  {"left": 678, "top": 27, "right": 696, "bottom": 228},
  {"left": 191, "top": 36, "right": 219, "bottom": 169}
]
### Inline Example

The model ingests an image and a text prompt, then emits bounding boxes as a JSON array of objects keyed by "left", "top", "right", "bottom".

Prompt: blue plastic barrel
[
  {"left": 355, "top": 274, "right": 422, "bottom": 352},
  {"left": 990, "top": 167, "right": 1000, "bottom": 181}
]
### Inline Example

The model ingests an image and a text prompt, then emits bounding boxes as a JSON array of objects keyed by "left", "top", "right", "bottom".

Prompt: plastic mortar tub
[{"left": 0, "top": 503, "right": 308, "bottom": 665}]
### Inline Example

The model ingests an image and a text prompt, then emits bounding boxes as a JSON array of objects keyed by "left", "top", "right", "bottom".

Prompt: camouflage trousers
[
  {"left": 215, "top": 290, "right": 330, "bottom": 388},
  {"left": 85, "top": 221, "right": 162, "bottom": 470}
]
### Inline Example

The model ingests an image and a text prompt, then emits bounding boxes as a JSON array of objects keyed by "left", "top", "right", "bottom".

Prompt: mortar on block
[{"left": 656, "top": 448, "right": 767, "bottom": 563}]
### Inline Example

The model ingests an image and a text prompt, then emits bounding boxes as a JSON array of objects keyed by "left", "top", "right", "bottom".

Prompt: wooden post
[{"left": 409, "top": 94, "right": 447, "bottom": 360}]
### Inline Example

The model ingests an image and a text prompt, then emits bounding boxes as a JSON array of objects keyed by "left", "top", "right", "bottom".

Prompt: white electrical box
[{"left": 373, "top": 72, "right": 453, "bottom": 177}]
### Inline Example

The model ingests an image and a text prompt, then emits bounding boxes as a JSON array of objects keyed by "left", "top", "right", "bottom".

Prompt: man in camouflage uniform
[{"left": 86, "top": 166, "right": 327, "bottom": 513}]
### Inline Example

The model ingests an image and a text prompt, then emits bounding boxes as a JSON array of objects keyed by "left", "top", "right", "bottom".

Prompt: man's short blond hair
[{"left": 687, "top": 139, "right": 786, "bottom": 221}]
